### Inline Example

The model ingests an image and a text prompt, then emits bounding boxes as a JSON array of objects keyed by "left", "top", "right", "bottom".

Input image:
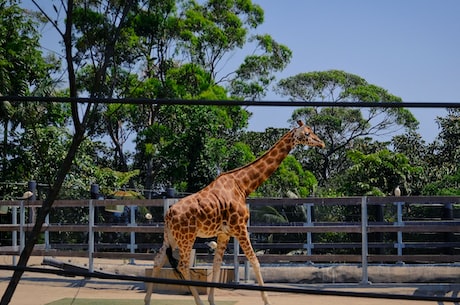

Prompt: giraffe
[{"left": 144, "top": 120, "right": 325, "bottom": 305}]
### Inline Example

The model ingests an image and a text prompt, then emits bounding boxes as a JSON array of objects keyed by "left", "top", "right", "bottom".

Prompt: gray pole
[{"left": 361, "top": 196, "right": 369, "bottom": 285}]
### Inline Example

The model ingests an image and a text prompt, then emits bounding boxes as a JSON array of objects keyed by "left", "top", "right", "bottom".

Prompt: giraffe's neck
[{"left": 227, "top": 130, "right": 295, "bottom": 197}]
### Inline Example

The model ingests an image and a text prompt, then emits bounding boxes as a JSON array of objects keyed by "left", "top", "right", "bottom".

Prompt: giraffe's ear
[{"left": 297, "top": 120, "right": 304, "bottom": 127}]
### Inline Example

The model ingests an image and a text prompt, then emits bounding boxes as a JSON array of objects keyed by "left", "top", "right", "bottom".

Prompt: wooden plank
[
  {"left": 0, "top": 224, "right": 165, "bottom": 233},
  {"left": 93, "top": 225, "right": 164, "bottom": 233},
  {"left": 248, "top": 225, "right": 361, "bottom": 233},
  {"left": 368, "top": 222, "right": 460, "bottom": 233},
  {"left": 0, "top": 198, "right": 173, "bottom": 208},
  {"left": 93, "top": 252, "right": 155, "bottom": 260},
  {"left": 369, "top": 254, "right": 460, "bottom": 263},
  {"left": 0, "top": 196, "right": 458, "bottom": 208},
  {"left": 3, "top": 222, "right": 457, "bottom": 234},
  {"left": 367, "top": 196, "right": 460, "bottom": 205},
  {"left": 247, "top": 197, "right": 363, "bottom": 206},
  {"left": 1, "top": 249, "right": 458, "bottom": 264},
  {"left": 255, "top": 254, "right": 362, "bottom": 263}
]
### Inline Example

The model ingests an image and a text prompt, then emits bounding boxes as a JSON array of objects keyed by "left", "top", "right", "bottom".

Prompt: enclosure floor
[{"left": 0, "top": 256, "right": 457, "bottom": 305}]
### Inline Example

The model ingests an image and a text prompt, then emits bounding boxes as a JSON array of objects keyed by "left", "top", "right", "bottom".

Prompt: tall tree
[
  {"left": 276, "top": 70, "right": 418, "bottom": 186},
  {"left": 1, "top": 1, "right": 136, "bottom": 303},
  {"left": 422, "top": 108, "right": 460, "bottom": 195},
  {"left": 180, "top": 0, "right": 264, "bottom": 81},
  {"left": 338, "top": 149, "right": 421, "bottom": 196},
  {"left": 127, "top": 0, "right": 290, "bottom": 191},
  {"left": 134, "top": 63, "right": 250, "bottom": 193},
  {"left": 0, "top": 0, "right": 58, "bottom": 180},
  {"left": 392, "top": 131, "right": 429, "bottom": 195},
  {"left": 230, "top": 34, "right": 292, "bottom": 100}
]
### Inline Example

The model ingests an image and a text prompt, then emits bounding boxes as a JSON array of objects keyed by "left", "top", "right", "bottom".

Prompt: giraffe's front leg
[
  {"left": 208, "top": 234, "right": 230, "bottom": 305},
  {"left": 236, "top": 231, "right": 271, "bottom": 305}
]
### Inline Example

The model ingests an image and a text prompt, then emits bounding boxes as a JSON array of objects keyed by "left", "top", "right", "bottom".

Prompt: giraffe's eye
[{"left": 305, "top": 132, "right": 310, "bottom": 137}]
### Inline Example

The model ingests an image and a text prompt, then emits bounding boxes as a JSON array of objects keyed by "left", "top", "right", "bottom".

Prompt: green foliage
[
  {"left": 392, "top": 131, "right": 436, "bottom": 195},
  {"left": 253, "top": 206, "right": 288, "bottom": 224},
  {"left": 277, "top": 70, "right": 418, "bottom": 189},
  {"left": 150, "top": 103, "right": 248, "bottom": 192},
  {"left": 338, "top": 149, "right": 421, "bottom": 196},
  {"left": 422, "top": 171, "right": 460, "bottom": 195},
  {"left": 0, "top": 1, "right": 61, "bottom": 191},
  {"left": 421, "top": 109, "right": 460, "bottom": 195},
  {"left": 180, "top": 0, "right": 264, "bottom": 79},
  {"left": 276, "top": 70, "right": 367, "bottom": 101},
  {"left": 230, "top": 34, "right": 292, "bottom": 100},
  {"left": 0, "top": 0, "right": 54, "bottom": 96},
  {"left": 239, "top": 128, "right": 289, "bottom": 155},
  {"left": 1, "top": 121, "right": 70, "bottom": 193},
  {"left": 225, "top": 141, "right": 255, "bottom": 170},
  {"left": 253, "top": 155, "right": 318, "bottom": 198}
]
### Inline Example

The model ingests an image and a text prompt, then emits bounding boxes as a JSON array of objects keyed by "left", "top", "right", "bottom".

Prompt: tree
[
  {"left": 0, "top": 0, "right": 53, "bottom": 95},
  {"left": 179, "top": 0, "right": 264, "bottom": 81},
  {"left": 422, "top": 108, "right": 460, "bottom": 195},
  {"left": 276, "top": 70, "right": 419, "bottom": 186},
  {"left": 230, "top": 34, "right": 292, "bottom": 100},
  {"left": 239, "top": 127, "right": 289, "bottom": 155},
  {"left": 71, "top": 0, "right": 291, "bottom": 191},
  {"left": 1, "top": 0, "right": 136, "bottom": 302},
  {"left": 253, "top": 155, "right": 318, "bottom": 198},
  {"left": 337, "top": 149, "right": 421, "bottom": 196},
  {"left": 0, "top": 0, "right": 59, "bottom": 180},
  {"left": 392, "top": 131, "right": 429, "bottom": 195}
]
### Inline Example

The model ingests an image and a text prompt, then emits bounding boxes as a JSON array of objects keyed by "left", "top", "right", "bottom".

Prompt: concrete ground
[{"left": 0, "top": 256, "right": 458, "bottom": 305}]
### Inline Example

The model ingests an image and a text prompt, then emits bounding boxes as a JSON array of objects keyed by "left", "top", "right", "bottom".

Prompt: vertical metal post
[
  {"left": 128, "top": 205, "right": 137, "bottom": 265},
  {"left": 244, "top": 258, "right": 250, "bottom": 282},
  {"left": 27, "top": 181, "right": 37, "bottom": 223},
  {"left": 163, "top": 199, "right": 170, "bottom": 216},
  {"left": 233, "top": 238, "right": 240, "bottom": 284},
  {"left": 19, "top": 200, "right": 25, "bottom": 253},
  {"left": 44, "top": 214, "right": 50, "bottom": 250},
  {"left": 12, "top": 206, "right": 17, "bottom": 265},
  {"left": 361, "top": 196, "right": 369, "bottom": 285},
  {"left": 243, "top": 203, "right": 250, "bottom": 282},
  {"left": 394, "top": 201, "right": 405, "bottom": 259},
  {"left": 442, "top": 203, "right": 454, "bottom": 254},
  {"left": 88, "top": 199, "right": 94, "bottom": 273},
  {"left": 303, "top": 203, "right": 314, "bottom": 257},
  {"left": 89, "top": 183, "right": 100, "bottom": 272}
]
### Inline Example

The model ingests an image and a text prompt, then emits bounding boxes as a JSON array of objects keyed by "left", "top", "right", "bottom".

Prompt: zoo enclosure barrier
[{"left": 0, "top": 193, "right": 459, "bottom": 284}]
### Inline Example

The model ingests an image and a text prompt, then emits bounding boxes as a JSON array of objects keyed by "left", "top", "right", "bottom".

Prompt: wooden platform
[{"left": 145, "top": 267, "right": 235, "bottom": 295}]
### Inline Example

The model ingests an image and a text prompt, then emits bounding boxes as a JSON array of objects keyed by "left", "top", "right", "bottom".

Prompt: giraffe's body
[{"left": 145, "top": 121, "right": 325, "bottom": 305}]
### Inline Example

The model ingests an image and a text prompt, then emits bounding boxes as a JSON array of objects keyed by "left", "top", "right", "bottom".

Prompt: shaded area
[{"left": 46, "top": 299, "right": 236, "bottom": 305}]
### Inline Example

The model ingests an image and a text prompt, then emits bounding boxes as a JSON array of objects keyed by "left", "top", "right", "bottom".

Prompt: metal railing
[{"left": 0, "top": 196, "right": 459, "bottom": 284}]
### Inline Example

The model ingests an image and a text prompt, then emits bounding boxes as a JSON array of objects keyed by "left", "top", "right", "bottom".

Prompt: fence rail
[{"left": 0, "top": 196, "right": 459, "bottom": 282}]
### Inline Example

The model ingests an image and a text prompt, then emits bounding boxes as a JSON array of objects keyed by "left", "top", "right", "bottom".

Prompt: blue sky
[
  {"left": 246, "top": 1, "right": 460, "bottom": 142},
  {"left": 24, "top": 1, "right": 459, "bottom": 143}
]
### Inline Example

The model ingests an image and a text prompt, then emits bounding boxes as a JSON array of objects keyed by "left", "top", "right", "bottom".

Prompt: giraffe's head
[{"left": 293, "top": 120, "right": 325, "bottom": 148}]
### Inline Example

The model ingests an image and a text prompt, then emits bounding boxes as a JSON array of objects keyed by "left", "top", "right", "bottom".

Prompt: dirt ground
[{"left": 0, "top": 256, "right": 458, "bottom": 305}]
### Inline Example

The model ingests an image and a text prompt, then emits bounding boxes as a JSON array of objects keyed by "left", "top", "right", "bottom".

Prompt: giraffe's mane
[{"left": 219, "top": 127, "right": 295, "bottom": 176}]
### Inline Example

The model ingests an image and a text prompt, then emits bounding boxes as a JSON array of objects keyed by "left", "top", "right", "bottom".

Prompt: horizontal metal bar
[{"left": 1, "top": 95, "right": 459, "bottom": 108}]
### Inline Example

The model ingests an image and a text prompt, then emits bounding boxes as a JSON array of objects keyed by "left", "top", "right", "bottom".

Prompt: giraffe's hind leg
[
  {"left": 236, "top": 230, "right": 271, "bottom": 305},
  {"left": 176, "top": 237, "right": 205, "bottom": 305},
  {"left": 208, "top": 234, "right": 230, "bottom": 305},
  {"left": 144, "top": 243, "right": 169, "bottom": 305}
]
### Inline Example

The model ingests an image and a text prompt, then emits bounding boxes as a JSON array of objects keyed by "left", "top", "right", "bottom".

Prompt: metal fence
[{"left": 0, "top": 196, "right": 459, "bottom": 284}]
